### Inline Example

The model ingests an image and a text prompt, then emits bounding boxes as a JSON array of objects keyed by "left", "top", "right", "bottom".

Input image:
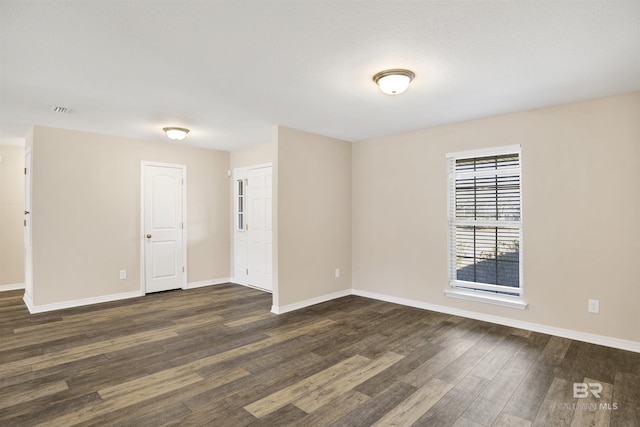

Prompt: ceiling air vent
[{"left": 51, "top": 106, "right": 71, "bottom": 113}]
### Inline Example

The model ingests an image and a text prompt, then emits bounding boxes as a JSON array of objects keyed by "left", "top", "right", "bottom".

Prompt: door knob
[{"left": 146, "top": 234, "right": 152, "bottom": 239}]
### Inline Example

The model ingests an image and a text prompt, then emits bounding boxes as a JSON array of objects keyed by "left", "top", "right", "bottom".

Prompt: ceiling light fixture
[
  {"left": 372, "top": 69, "right": 415, "bottom": 95},
  {"left": 163, "top": 127, "right": 190, "bottom": 141}
]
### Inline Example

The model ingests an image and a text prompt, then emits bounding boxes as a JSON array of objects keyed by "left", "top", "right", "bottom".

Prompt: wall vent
[{"left": 51, "top": 106, "right": 71, "bottom": 113}]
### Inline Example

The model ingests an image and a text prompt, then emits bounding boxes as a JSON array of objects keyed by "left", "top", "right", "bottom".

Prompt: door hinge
[
  {"left": 24, "top": 168, "right": 27, "bottom": 175},
  {"left": 182, "top": 266, "right": 185, "bottom": 272},
  {"left": 181, "top": 223, "right": 184, "bottom": 229},
  {"left": 246, "top": 268, "right": 249, "bottom": 275},
  {"left": 245, "top": 223, "right": 249, "bottom": 230},
  {"left": 24, "top": 219, "right": 27, "bottom": 226}
]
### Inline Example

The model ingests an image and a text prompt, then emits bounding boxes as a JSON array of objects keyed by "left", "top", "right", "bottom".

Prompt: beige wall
[
  {"left": 276, "top": 126, "right": 352, "bottom": 308},
  {"left": 30, "top": 126, "right": 229, "bottom": 306},
  {"left": 230, "top": 142, "right": 273, "bottom": 170},
  {"left": 353, "top": 92, "right": 640, "bottom": 342},
  {"left": 0, "top": 145, "right": 25, "bottom": 286}
]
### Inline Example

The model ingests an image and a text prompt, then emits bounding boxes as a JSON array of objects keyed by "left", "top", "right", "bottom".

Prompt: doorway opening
[{"left": 233, "top": 164, "right": 273, "bottom": 292}]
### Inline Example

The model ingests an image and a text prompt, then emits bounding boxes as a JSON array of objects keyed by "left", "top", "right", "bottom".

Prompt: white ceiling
[{"left": 1, "top": 1, "right": 639, "bottom": 151}]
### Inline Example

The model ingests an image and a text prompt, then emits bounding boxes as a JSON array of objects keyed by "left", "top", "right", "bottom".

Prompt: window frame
[{"left": 445, "top": 145, "right": 526, "bottom": 309}]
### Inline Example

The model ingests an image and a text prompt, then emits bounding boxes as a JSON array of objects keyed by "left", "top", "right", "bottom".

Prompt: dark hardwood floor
[{"left": 0, "top": 284, "right": 638, "bottom": 426}]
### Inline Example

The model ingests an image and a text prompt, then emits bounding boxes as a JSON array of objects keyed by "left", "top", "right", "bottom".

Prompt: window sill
[{"left": 444, "top": 288, "right": 528, "bottom": 310}]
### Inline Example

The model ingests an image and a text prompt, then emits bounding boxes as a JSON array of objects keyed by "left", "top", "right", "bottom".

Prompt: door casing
[{"left": 24, "top": 146, "right": 33, "bottom": 304}]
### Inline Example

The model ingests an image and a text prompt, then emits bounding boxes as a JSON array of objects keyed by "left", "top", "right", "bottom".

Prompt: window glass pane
[
  {"left": 455, "top": 175, "right": 520, "bottom": 221},
  {"left": 455, "top": 226, "right": 519, "bottom": 288},
  {"left": 237, "top": 179, "right": 244, "bottom": 230}
]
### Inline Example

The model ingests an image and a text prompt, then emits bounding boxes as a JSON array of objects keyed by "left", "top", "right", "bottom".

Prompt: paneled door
[
  {"left": 142, "top": 163, "right": 185, "bottom": 293},
  {"left": 233, "top": 165, "right": 272, "bottom": 291}
]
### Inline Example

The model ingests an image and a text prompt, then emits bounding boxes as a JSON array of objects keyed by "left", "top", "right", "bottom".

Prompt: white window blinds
[{"left": 447, "top": 146, "right": 522, "bottom": 296}]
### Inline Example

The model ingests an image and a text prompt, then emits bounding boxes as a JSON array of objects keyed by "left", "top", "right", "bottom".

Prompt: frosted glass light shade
[
  {"left": 163, "top": 127, "right": 190, "bottom": 140},
  {"left": 373, "top": 69, "right": 415, "bottom": 95}
]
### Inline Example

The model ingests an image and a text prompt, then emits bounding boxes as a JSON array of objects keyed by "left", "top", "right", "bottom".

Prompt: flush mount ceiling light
[
  {"left": 163, "top": 127, "right": 190, "bottom": 141},
  {"left": 372, "top": 69, "right": 415, "bottom": 95}
]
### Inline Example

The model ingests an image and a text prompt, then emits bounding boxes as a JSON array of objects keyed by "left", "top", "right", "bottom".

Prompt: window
[
  {"left": 446, "top": 145, "right": 524, "bottom": 306},
  {"left": 236, "top": 179, "right": 245, "bottom": 231}
]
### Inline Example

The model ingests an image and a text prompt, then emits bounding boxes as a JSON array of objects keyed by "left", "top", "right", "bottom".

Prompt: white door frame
[
  {"left": 23, "top": 146, "right": 33, "bottom": 308},
  {"left": 232, "top": 162, "right": 272, "bottom": 290},
  {"left": 140, "top": 161, "right": 187, "bottom": 293}
]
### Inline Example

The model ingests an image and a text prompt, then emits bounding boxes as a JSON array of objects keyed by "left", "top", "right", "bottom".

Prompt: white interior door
[
  {"left": 247, "top": 166, "right": 273, "bottom": 291},
  {"left": 24, "top": 147, "right": 33, "bottom": 300},
  {"left": 233, "top": 165, "right": 272, "bottom": 291},
  {"left": 143, "top": 163, "right": 185, "bottom": 293}
]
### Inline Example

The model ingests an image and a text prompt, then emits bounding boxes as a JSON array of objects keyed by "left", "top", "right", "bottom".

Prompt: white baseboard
[
  {"left": 231, "top": 277, "right": 248, "bottom": 286},
  {"left": 271, "top": 289, "right": 351, "bottom": 315},
  {"left": 24, "top": 290, "right": 144, "bottom": 314},
  {"left": 21, "top": 278, "right": 229, "bottom": 314},
  {"left": 23, "top": 292, "right": 34, "bottom": 313},
  {"left": 185, "top": 278, "right": 230, "bottom": 289},
  {"left": 230, "top": 278, "right": 274, "bottom": 294},
  {"left": 244, "top": 284, "right": 273, "bottom": 293},
  {"left": 0, "top": 283, "right": 25, "bottom": 292},
  {"left": 352, "top": 288, "right": 640, "bottom": 353}
]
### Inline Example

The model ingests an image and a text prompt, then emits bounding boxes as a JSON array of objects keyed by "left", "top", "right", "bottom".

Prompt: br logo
[{"left": 573, "top": 383, "right": 602, "bottom": 398}]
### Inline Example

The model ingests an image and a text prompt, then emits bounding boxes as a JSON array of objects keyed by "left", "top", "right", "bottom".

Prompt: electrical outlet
[
  {"left": 119, "top": 270, "right": 127, "bottom": 280},
  {"left": 588, "top": 299, "right": 599, "bottom": 313},
  {"left": 335, "top": 268, "right": 340, "bottom": 278}
]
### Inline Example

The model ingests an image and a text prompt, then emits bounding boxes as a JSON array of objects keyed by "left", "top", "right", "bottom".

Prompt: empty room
[{"left": 1, "top": 1, "right": 639, "bottom": 426}]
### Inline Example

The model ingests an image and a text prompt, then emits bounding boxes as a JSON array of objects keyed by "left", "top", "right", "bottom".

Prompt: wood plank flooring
[{"left": 1, "top": 284, "right": 638, "bottom": 426}]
